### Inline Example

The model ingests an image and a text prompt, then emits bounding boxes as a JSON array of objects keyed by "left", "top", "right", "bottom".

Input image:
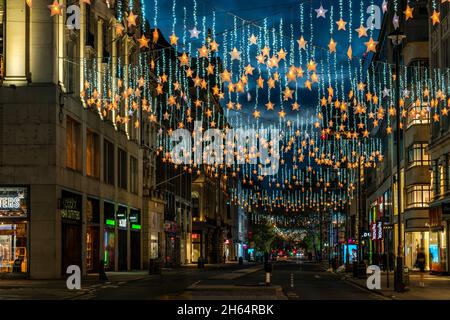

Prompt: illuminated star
[
  {"left": 169, "top": 33, "right": 179, "bottom": 46},
  {"left": 297, "top": 36, "right": 308, "bottom": 50},
  {"left": 355, "top": 25, "right": 368, "bottom": 38},
  {"left": 230, "top": 47, "right": 241, "bottom": 61},
  {"left": 253, "top": 110, "right": 261, "bottom": 119},
  {"left": 393, "top": 14, "right": 400, "bottom": 29},
  {"left": 267, "top": 78, "right": 276, "bottom": 89},
  {"left": 307, "top": 60, "right": 317, "bottom": 72},
  {"left": 163, "top": 112, "right": 170, "bottom": 120},
  {"left": 382, "top": 0, "right": 388, "bottom": 13},
  {"left": 226, "top": 102, "right": 234, "bottom": 110},
  {"left": 278, "top": 48, "right": 287, "bottom": 60},
  {"left": 278, "top": 110, "right": 286, "bottom": 118},
  {"left": 178, "top": 53, "right": 190, "bottom": 67},
  {"left": 189, "top": 26, "right": 201, "bottom": 39},
  {"left": 127, "top": 10, "right": 137, "bottom": 27},
  {"left": 209, "top": 40, "right": 219, "bottom": 52},
  {"left": 152, "top": 29, "right": 159, "bottom": 43},
  {"left": 292, "top": 102, "right": 300, "bottom": 111},
  {"left": 315, "top": 5, "right": 328, "bottom": 18},
  {"left": 265, "top": 101, "right": 274, "bottom": 110},
  {"left": 283, "top": 87, "right": 294, "bottom": 101},
  {"left": 220, "top": 70, "right": 232, "bottom": 83},
  {"left": 257, "top": 76, "right": 264, "bottom": 89},
  {"left": 404, "top": 5, "right": 414, "bottom": 21},
  {"left": 244, "top": 64, "right": 255, "bottom": 75},
  {"left": 198, "top": 45, "right": 209, "bottom": 59},
  {"left": 249, "top": 34, "right": 258, "bottom": 45},
  {"left": 261, "top": 46, "right": 271, "bottom": 57},
  {"left": 48, "top": 0, "right": 63, "bottom": 16},
  {"left": 433, "top": 113, "right": 440, "bottom": 122},
  {"left": 328, "top": 38, "right": 337, "bottom": 53},
  {"left": 431, "top": 10, "right": 441, "bottom": 26},
  {"left": 347, "top": 45, "right": 353, "bottom": 60},
  {"left": 365, "top": 37, "right": 378, "bottom": 53},
  {"left": 206, "top": 63, "right": 215, "bottom": 75},
  {"left": 336, "top": 18, "right": 347, "bottom": 31},
  {"left": 137, "top": 35, "right": 149, "bottom": 48},
  {"left": 382, "top": 87, "right": 390, "bottom": 98}
]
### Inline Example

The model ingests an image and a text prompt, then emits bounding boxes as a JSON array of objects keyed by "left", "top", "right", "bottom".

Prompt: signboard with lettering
[
  {"left": 60, "top": 193, "right": 81, "bottom": 221},
  {"left": 117, "top": 206, "right": 127, "bottom": 229},
  {"left": 0, "top": 186, "right": 28, "bottom": 218}
]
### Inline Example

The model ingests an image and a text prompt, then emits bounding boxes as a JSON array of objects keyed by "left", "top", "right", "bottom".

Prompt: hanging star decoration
[
  {"left": 431, "top": 10, "right": 441, "bottom": 25},
  {"left": 48, "top": 0, "right": 63, "bottom": 16},
  {"left": 127, "top": 10, "right": 137, "bottom": 27},
  {"left": 189, "top": 26, "right": 201, "bottom": 39},
  {"left": 355, "top": 25, "right": 368, "bottom": 38},
  {"left": 315, "top": 5, "right": 328, "bottom": 18},
  {"left": 336, "top": 18, "right": 347, "bottom": 31}
]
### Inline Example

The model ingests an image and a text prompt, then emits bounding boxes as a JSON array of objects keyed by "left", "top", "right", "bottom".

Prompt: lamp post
[{"left": 388, "top": 28, "right": 406, "bottom": 293}]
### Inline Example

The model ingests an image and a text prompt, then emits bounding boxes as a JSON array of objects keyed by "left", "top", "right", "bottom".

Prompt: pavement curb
[{"left": 341, "top": 275, "right": 395, "bottom": 300}]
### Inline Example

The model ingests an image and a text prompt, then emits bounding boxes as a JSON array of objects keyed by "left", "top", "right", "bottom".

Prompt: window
[
  {"left": 118, "top": 148, "right": 127, "bottom": 190},
  {"left": 103, "top": 139, "right": 114, "bottom": 185},
  {"left": 406, "top": 185, "right": 431, "bottom": 209},
  {"left": 66, "top": 117, "right": 82, "bottom": 171},
  {"left": 86, "top": 129, "right": 100, "bottom": 178},
  {"left": 433, "top": 160, "right": 440, "bottom": 196},
  {"left": 130, "top": 156, "right": 138, "bottom": 194},
  {"left": 407, "top": 143, "right": 430, "bottom": 168},
  {"left": 407, "top": 105, "right": 430, "bottom": 128}
]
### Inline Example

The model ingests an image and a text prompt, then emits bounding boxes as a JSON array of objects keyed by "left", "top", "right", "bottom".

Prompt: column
[{"left": 4, "top": 0, "right": 27, "bottom": 84}]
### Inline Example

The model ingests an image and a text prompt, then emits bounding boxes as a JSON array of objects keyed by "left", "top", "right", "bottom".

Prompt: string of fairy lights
[{"left": 37, "top": 0, "right": 450, "bottom": 223}]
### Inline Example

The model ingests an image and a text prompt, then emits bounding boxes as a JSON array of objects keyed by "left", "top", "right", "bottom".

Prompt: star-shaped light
[
  {"left": 393, "top": 14, "right": 400, "bottom": 29},
  {"left": 292, "top": 102, "right": 300, "bottom": 111},
  {"left": 365, "top": 37, "right": 378, "bottom": 53},
  {"left": 382, "top": 87, "right": 390, "bottom": 98},
  {"left": 138, "top": 35, "right": 149, "bottom": 48},
  {"left": 48, "top": 1, "right": 63, "bottom": 16},
  {"left": 249, "top": 34, "right": 258, "bottom": 45},
  {"left": 278, "top": 48, "right": 287, "bottom": 60},
  {"left": 178, "top": 52, "right": 190, "bottom": 67},
  {"left": 431, "top": 10, "right": 440, "bottom": 26},
  {"left": 189, "top": 26, "right": 201, "bottom": 39},
  {"left": 230, "top": 47, "right": 241, "bottom": 61},
  {"left": 261, "top": 46, "right": 271, "bottom": 57},
  {"left": 127, "top": 10, "right": 137, "bottom": 27},
  {"left": 278, "top": 110, "right": 286, "bottom": 118},
  {"left": 152, "top": 29, "right": 159, "bottom": 43},
  {"left": 163, "top": 112, "right": 170, "bottom": 120},
  {"left": 198, "top": 45, "right": 209, "bottom": 59},
  {"left": 382, "top": 0, "right": 388, "bottom": 13},
  {"left": 307, "top": 60, "right": 317, "bottom": 72},
  {"left": 315, "top": 5, "right": 328, "bottom": 18},
  {"left": 220, "top": 70, "right": 232, "bottom": 83},
  {"left": 404, "top": 5, "right": 414, "bottom": 20},
  {"left": 328, "top": 38, "right": 337, "bottom": 53},
  {"left": 206, "top": 63, "right": 215, "bottom": 75},
  {"left": 336, "top": 18, "right": 347, "bottom": 31},
  {"left": 253, "top": 110, "right": 261, "bottom": 119},
  {"left": 244, "top": 64, "right": 255, "bottom": 75},
  {"left": 355, "top": 25, "right": 368, "bottom": 38},
  {"left": 169, "top": 33, "right": 179, "bottom": 46},
  {"left": 209, "top": 40, "right": 219, "bottom": 52},
  {"left": 297, "top": 36, "right": 308, "bottom": 50},
  {"left": 265, "top": 101, "right": 274, "bottom": 110},
  {"left": 347, "top": 45, "right": 353, "bottom": 60},
  {"left": 257, "top": 76, "right": 264, "bottom": 88},
  {"left": 283, "top": 87, "right": 294, "bottom": 101}
]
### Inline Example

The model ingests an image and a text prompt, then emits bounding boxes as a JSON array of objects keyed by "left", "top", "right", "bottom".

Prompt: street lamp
[{"left": 388, "top": 28, "right": 406, "bottom": 293}]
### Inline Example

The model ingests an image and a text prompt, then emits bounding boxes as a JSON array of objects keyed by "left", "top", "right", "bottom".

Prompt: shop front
[
  {"left": 117, "top": 205, "right": 128, "bottom": 271},
  {"left": 60, "top": 190, "right": 82, "bottom": 275},
  {"left": 86, "top": 198, "right": 100, "bottom": 273},
  {"left": 129, "top": 209, "right": 141, "bottom": 270},
  {"left": 428, "top": 205, "right": 448, "bottom": 274},
  {"left": 0, "top": 186, "right": 29, "bottom": 275},
  {"left": 103, "top": 201, "right": 116, "bottom": 271}
]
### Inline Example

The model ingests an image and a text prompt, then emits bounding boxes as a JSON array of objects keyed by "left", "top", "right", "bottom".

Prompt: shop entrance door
[
  {"left": 118, "top": 229, "right": 127, "bottom": 271},
  {"left": 61, "top": 222, "right": 82, "bottom": 274},
  {"left": 86, "top": 226, "right": 99, "bottom": 273},
  {"left": 130, "top": 231, "right": 140, "bottom": 270}
]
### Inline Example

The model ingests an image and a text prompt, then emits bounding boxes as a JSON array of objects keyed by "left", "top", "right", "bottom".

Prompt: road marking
[{"left": 314, "top": 275, "right": 321, "bottom": 279}]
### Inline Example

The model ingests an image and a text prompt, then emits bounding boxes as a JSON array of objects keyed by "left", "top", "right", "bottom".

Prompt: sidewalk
[{"left": 340, "top": 271, "right": 450, "bottom": 300}]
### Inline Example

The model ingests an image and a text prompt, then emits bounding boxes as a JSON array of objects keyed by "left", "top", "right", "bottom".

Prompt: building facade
[{"left": 427, "top": 0, "right": 450, "bottom": 274}]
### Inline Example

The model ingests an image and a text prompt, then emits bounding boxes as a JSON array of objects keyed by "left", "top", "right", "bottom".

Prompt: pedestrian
[{"left": 415, "top": 248, "right": 426, "bottom": 287}]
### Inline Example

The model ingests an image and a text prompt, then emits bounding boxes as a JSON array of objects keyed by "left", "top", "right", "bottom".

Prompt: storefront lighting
[
  {"left": 106, "top": 219, "right": 115, "bottom": 226},
  {"left": 131, "top": 224, "right": 141, "bottom": 230}
]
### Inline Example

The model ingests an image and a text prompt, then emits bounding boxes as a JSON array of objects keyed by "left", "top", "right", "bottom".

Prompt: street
[{"left": 71, "top": 261, "right": 384, "bottom": 300}]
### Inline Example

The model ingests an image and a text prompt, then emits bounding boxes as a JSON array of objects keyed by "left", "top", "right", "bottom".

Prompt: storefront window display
[
  {"left": 405, "top": 232, "right": 430, "bottom": 271},
  {"left": 103, "top": 201, "right": 116, "bottom": 271},
  {"left": 0, "top": 187, "right": 29, "bottom": 274},
  {"left": 429, "top": 229, "right": 447, "bottom": 272}
]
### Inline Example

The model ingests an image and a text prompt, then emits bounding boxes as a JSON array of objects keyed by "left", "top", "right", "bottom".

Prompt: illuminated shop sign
[
  {"left": 60, "top": 191, "right": 81, "bottom": 221},
  {"left": 0, "top": 187, "right": 28, "bottom": 218}
]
